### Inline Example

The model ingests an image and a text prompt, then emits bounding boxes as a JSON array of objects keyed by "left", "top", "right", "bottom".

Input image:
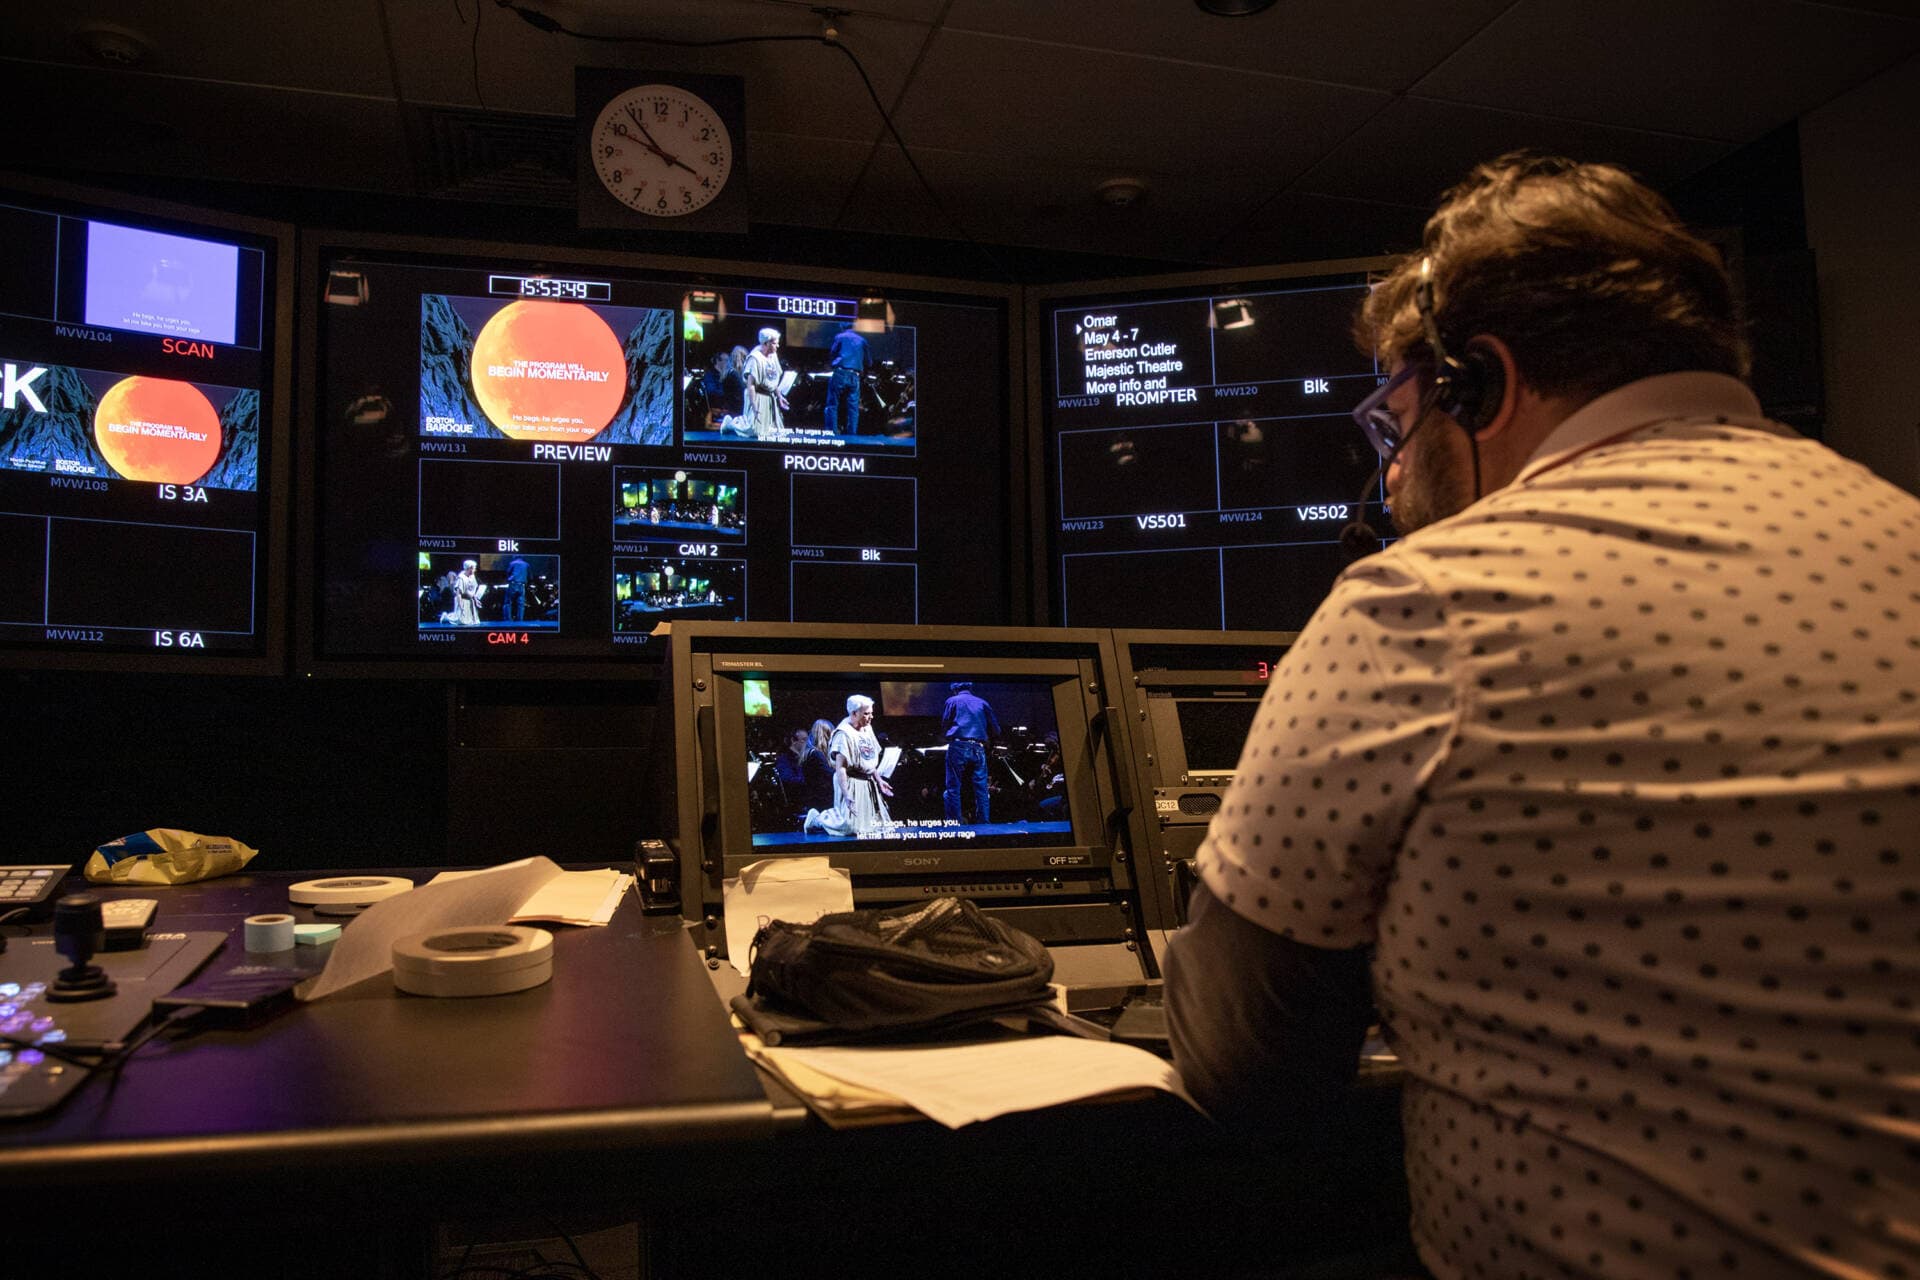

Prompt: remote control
[{"left": 100, "top": 898, "right": 159, "bottom": 950}]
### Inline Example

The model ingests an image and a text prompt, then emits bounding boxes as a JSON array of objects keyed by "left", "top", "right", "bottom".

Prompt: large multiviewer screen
[
  {"left": 0, "top": 176, "right": 288, "bottom": 669},
  {"left": 1039, "top": 261, "right": 1393, "bottom": 630},
  {"left": 306, "top": 241, "right": 1012, "bottom": 674}
]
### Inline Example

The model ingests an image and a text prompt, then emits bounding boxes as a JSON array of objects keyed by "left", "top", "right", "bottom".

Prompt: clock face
[{"left": 589, "top": 84, "right": 734, "bottom": 218}]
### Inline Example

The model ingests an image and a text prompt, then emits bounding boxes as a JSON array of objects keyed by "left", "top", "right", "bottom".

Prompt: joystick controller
[{"left": 45, "top": 895, "right": 117, "bottom": 1003}]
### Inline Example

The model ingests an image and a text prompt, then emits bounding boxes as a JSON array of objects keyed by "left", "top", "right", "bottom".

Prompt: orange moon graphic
[
  {"left": 468, "top": 301, "right": 628, "bottom": 442},
  {"left": 92, "top": 376, "right": 222, "bottom": 484}
]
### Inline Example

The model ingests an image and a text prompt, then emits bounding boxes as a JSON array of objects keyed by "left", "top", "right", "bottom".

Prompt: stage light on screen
[
  {"left": 325, "top": 269, "right": 368, "bottom": 306},
  {"left": 743, "top": 679, "right": 772, "bottom": 717},
  {"left": 1211, "top": 299, "right": 1254, "bottom": 330},
  {"left": 854, "top": 293, "right": 892, "bottom": 334}
]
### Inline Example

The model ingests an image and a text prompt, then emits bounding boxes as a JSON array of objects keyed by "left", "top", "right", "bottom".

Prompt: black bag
[{"left": 732, "top": 897, "right": 1090, "bottom": 1045}]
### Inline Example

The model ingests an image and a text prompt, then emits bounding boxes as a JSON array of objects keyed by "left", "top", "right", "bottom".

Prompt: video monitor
[
  {"left": 663, "top": 622, "right": 1134, "bottom": 881},
  {"left": 1037, "top": 259, "right": 1395, "bottom": 631},
  {"left": 306, "top": 240, "right": 1013, "bottom": 676},
  {"left": 1105, "top": 628, "right": 1297, "bottom": 931},
  {"left": 0, "top": 174, "right": 289, "bottom": 671}
]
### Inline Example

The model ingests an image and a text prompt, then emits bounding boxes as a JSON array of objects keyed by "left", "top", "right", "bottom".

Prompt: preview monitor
[
  {"left": 0, "top": 174, "right": 290, "bottom": 671},
  {"left": 1036, "top": 259, "right": 1395, "bottom": 631},
  {"left": 303, "top": 237, "right": 1014, "bottom": 677},
  {"left": 660, "top": 622, "right": 1150, "bottom": 964}
]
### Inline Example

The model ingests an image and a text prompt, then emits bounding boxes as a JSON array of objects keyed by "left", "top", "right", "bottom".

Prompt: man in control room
[{"left": 1165, "top": 152, "right": 1920, "bottom": 1280}]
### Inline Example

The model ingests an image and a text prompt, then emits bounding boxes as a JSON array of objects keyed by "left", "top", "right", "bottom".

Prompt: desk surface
[{"left": 0, "top": 871, "right": 774, "bottom": 1193}]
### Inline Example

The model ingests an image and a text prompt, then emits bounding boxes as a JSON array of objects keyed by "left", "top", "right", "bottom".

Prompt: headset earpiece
[{"left": 1433, "top": 346, "right": 1504, "bottom": 435}]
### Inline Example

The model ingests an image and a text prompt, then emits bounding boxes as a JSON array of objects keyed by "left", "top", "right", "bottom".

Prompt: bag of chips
[{"left": 85, "top": 828, "right": 259, "bottom": 886}]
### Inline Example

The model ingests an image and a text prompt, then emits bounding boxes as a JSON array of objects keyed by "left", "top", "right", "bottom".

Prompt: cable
[
  {"left": 539, "top": 1217, "right": 595, "bottom": 1277},
  {"left": 489, "top": 1, "right": 1012, "bottom": 280},
  {"left": 470, "top": 0, "right": 489, "bottom": 110}
]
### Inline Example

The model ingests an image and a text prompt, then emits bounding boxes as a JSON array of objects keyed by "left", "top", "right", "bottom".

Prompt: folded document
[{"left": 745, "top": 1033, "right": 1192, "bottom": 1129}]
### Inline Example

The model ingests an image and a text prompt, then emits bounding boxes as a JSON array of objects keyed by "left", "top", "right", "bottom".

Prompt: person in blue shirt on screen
[
  {"left": 825, "top": 324, "right": 869, "bottom": 436},
  {"left": 502, "top": 555, "right": 529, "bottom": 622},
  {"left": 940, "top": 682, "right": 1000, "bottom": 824}
]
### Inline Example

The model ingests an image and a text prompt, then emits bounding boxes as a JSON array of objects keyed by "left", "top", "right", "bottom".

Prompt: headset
[
  {"left": 1415, "top": 257, "right": 1504, "bottom": 436},
  {"left": 1338, "top": 257, "right": 1505, "bottom": 560}
]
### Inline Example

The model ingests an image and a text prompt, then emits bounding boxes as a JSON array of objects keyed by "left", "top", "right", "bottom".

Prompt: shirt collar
[{"left": 1514, "top": 372, "right": 1778, "bottom": 485}]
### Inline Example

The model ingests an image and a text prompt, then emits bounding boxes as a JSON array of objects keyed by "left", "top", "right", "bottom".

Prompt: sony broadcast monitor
[
  {"left": 305, "top": 235, "right": 1013, "bottom": 676},
  {"left": 1037, "top": 258, "right": 1395, "bottom": 631},
  {"left": 0, "top": 174, "right": 291, "bottom": 671},
  {"left": 663, "top": 623, "right": 1148, "bottom": 957}
]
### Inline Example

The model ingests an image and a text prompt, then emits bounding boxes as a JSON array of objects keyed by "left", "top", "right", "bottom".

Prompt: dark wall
[
  {"left": 7, "top": 669, "right": 447, "bottom": 871},
  {"left": 6, "top": 668, "right": 658, "bottom": 873}
]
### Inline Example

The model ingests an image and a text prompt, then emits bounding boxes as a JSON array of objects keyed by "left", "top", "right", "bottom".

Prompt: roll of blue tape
[{"left": 244, "top": 913, "right": 296, "bottom": 952}]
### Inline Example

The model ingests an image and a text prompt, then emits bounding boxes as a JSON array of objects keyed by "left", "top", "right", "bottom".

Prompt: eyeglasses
[{"left": 1350, "top": 363, "right": 1425, "bottom": 460}]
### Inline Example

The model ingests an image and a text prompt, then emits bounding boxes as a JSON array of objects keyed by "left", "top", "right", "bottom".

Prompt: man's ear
[{"left": 1461, "top": 335, "right": 1518, "bottom": 440}]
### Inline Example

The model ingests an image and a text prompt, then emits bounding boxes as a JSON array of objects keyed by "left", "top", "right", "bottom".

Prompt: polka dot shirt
[{"left": 1196, "top": 373, "right": 1920, "bottom": 1280}]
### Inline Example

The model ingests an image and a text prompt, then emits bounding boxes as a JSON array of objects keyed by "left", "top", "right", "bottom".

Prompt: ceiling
[{"left": 3, "top": 0, "right": 1917, "bottom": 269}]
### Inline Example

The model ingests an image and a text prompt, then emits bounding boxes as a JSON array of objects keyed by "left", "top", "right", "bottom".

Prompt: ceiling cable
[{"left": 490, "top": 1, "right": 1011, "bottom": 280}]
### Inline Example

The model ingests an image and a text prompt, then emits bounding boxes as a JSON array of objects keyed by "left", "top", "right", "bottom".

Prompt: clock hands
[{"left": 619, "top": 106, "right": 702, "bottom": 177}]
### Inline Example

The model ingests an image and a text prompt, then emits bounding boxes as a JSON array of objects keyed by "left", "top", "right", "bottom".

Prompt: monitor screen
[
  {"left": 738, "top": 675, "right": 1075, "bottom": 853},
  {"left": 309, "top": 244, "right": 1012, "bottom": 675},
  {"left": 0, "top": 177, "right": 285, "bottom": 669},
  {"left": 1039, "top": 263, "right": 1393, "bottom": 630},
  {"left": 1173, "top": 696, "right": 1260, "bottom": 773}
]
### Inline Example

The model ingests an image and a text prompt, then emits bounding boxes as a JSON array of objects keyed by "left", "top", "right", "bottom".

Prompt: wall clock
[{"left": 576, "top": 69, "right": 748, "bottom": 232}]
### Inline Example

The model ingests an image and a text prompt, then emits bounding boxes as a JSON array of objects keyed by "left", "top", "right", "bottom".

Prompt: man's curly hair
[{"left": 1356, "top": 152, "right": 1750, "bottom": 401}]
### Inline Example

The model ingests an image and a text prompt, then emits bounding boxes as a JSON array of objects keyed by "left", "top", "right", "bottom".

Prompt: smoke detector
[
  {"left": 1097, "top": 177, "right": 1147, "bottom": 208},
  {"left": 75, "top": 23, "right": 152, "bottom": 68}
]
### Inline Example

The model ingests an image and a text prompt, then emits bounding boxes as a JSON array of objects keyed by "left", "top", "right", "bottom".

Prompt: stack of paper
[
  {"left": 501, "top": 867, "right": 634, "bottom": 926},
  {"left": 744, "top": 1033, "right": 1193, "bottom": 1129},
  {"left": 426, "top": 865, "right": 634, "bottom": 926}
]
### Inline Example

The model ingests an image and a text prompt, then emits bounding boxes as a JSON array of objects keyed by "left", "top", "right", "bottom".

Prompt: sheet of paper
[
  {"left": 755, "top": 1036, "right": 1191, "bottom": 1129},
  {"left": 427, "top": 866, "right": 633, "bottom": 926},
  {"left": 297, "top": 856, "right": 562, "bottom": 1001},
  {"left": 723, "top": 856, "right": 853, "bottom": 977},
  {"left": 877, "top": 746, "right": 901, "bottom": 778},
  {"left": 777, "top": 369, "right": 797, "bottom": 396}
]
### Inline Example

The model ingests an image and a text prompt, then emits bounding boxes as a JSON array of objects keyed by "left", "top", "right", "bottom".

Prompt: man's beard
[{"left": 1387, "top": 429, "right": 1475, "bottom": 535}]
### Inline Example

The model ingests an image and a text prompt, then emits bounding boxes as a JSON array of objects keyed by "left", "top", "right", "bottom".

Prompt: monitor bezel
[
  {"left": 663, "top": 621, "right": 1138, "bottom": 926},
  {"left": 0, "top": 170, "right": 293, "bottom": 676}
]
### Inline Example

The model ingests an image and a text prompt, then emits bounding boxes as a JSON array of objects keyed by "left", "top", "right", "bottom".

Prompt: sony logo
[{"left": 902, "top": 856, "right": 941, "bottom": 867}]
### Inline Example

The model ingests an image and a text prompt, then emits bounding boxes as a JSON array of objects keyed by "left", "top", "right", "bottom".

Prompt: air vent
[
  {"left": 1177, "top": 792, "right": 1222, "bottom": 816},
  {"left": 412, "top": 107, "right": 576, "bottom": 206}
]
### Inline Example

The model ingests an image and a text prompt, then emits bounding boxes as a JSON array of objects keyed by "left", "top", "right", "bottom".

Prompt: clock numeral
[
  {"left": 654, "top": 102, "right": 668, "bottom": 118},
  {"left": 601, "top": 145, "right": 616, "bottom": 158},
  {"left": 700, "top": 176, "right": 712, "bottom": 190},
  {"left": 657, "top": 195, "right": 667, "bottom": 211},
  {"left": 610, "top": 169, "right": 622, "bottom": 184},
  {"left": 681, "top": 189, "right": 692, "bottom": 206},
  {"left": 708, "top": 152, "right": 721, "bottom": 165},
  {"left": 698, "top": 127, "right": 713, "bottom": 141}
]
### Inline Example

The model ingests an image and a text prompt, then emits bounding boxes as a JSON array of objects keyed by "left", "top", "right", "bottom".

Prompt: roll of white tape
[
  {"left": 287, "top": 875, "right": 414, "bottom": 907},
  {"left": 244, "top": 913, "right": 296, "bottom": 952},
  {"left": 391, "top": 925, "right": 554, "bottom": 998}
]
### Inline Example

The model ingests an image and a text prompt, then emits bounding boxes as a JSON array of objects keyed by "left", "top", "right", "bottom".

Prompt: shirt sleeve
[
  {"left": 1195, "top": 548, "right": 1459, "bottom": 948},
  {"left": 1165, "top": 880, "right": 1373, "bottom": 1134}
]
